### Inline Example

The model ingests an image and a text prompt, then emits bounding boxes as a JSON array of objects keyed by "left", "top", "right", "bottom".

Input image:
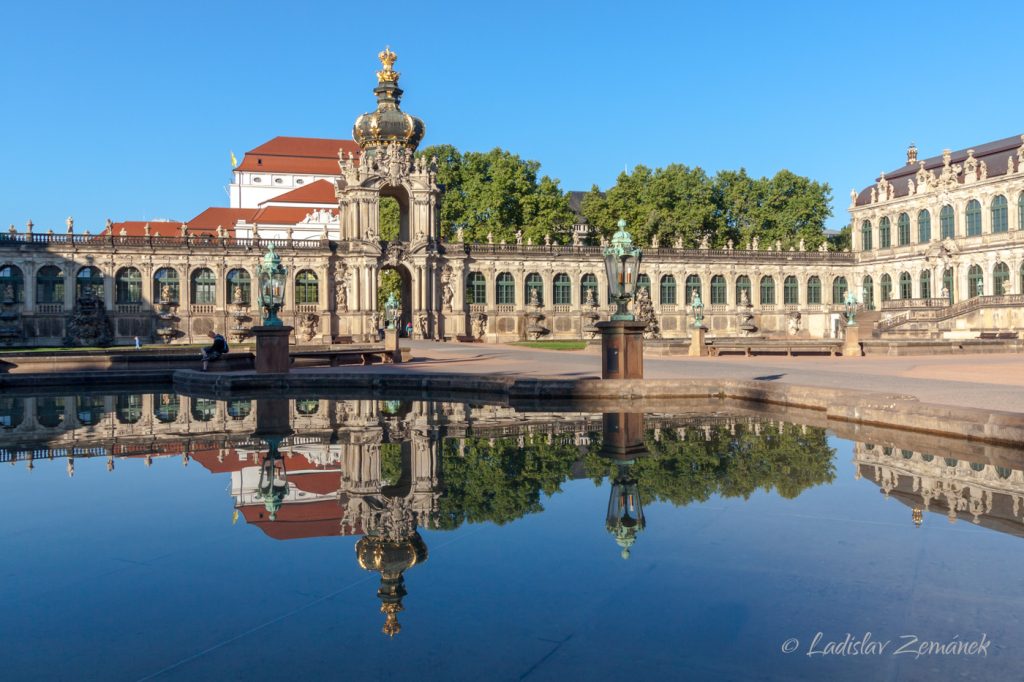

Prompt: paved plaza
[{"left": 306, "top": 341, "right": 1024, "bottom": 414}]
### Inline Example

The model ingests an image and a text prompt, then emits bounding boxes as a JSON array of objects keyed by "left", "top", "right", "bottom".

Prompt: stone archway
[{"left": 378, "top": 264, "right": 413, "bottom": 336}]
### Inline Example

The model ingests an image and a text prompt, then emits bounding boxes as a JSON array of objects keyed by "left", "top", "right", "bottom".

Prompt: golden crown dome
[{"left": 353, "top": 47, "right": 425, "bottom": 153}]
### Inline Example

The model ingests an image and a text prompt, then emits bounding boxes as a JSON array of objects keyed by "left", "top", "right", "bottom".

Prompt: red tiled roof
[
  {"left": 106, "top": 220, "right": 184, "bottom": 238},
  {"left": 238, "top": 498, "right": 359, "bottom": 541},
  {"left": 235, "top": 136, "right": 360, "bottom": 175},
  {"left": 289, "top": 470, "right": 342, "bottom": 495},
  {"left": 250, "top": 206, "right": 337, "bottom": 225},
  {"left": 259, "top": 179, "right": 337, "bottom": 206},
  {"left": 187, "top": 207, "right": 258, "bottom": 234}
]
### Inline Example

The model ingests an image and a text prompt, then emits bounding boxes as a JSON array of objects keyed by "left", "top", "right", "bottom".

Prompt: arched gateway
[{"left": 333, "top": 47, "right": 452, "bottom": 341}]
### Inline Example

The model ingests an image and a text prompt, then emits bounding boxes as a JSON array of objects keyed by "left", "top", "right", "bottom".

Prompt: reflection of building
[
  {"left": 4, "top": 50, "right": 1021, "bottom": 347},
  {"left": 854, "top": 442, "right": 1024, "bottom": 534}
]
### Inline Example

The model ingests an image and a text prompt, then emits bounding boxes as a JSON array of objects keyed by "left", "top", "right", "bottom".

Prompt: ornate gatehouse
[{"left": 1, "top": 48, "right": 1024, "bottom": 348}]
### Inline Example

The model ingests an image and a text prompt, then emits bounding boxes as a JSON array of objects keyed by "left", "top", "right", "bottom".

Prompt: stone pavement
[{"left": 295, "top": 340, "right": 1024, "bottom": 414}]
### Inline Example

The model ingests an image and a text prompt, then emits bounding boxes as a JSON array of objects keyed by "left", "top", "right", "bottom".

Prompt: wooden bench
[
  {"left": 979, "top": 331, "right": 1018, "bottom": 340},
  {"left": 290, "top": 346, "right": 402, "bottom": 367},
  {"left": 706, "top": 339, "right": 843, "bottom": 357}
]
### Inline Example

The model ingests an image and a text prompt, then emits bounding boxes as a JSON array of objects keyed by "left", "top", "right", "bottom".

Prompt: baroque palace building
[{"left": 1, "top": 48, "right": 1023, "bottom": 347}]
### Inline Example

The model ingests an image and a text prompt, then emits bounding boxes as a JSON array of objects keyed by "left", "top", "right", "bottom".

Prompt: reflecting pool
[{"left": 1, "top": 392, "right": 1023, "bottom": 680}]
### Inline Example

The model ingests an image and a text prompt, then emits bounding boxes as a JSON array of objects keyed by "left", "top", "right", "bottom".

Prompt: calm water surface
[{"left": 1, "top": 392, "right": 1022, "bottom": 681}]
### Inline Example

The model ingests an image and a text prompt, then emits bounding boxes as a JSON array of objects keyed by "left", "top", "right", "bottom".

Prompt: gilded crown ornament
[
  {"left": 353, "top": 46, "right": 425, "bottom": 154},
  {"left": 377, "top": 46, "right": 399, "bottom": 83}
]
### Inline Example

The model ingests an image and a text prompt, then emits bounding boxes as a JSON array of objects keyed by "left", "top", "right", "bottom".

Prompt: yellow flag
[
  {"left": 230, "top": 151, "right": 238, "bottom": 168},
  {"left": 232, "top": 509, "right": 239, "bottom": 525}
]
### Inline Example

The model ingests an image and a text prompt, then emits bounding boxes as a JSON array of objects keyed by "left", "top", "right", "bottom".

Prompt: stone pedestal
[
  {"left": 384, "top": 328, "right": 401, "bottom": 363},
  {"left": 842, "top": 325, "right": 862, "bottom": 358},
  {"left": 596, "top": 320, "right": 645, "bottom": 380},
  {"left": 689, "top": 326, "right": 708, "bottom": 357},
  {"left": 253, "top": 398, "right": 293, "bottom": 437},
  {"left": 252, "top": 325, "right": 292, "bottom": 373}
]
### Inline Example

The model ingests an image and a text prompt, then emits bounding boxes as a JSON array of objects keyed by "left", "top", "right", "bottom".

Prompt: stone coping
[{"left": 167, "top": 369, "right": 1024, "bottom": 448}]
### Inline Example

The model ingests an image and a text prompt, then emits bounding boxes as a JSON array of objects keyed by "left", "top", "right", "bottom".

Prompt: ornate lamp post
[
  {"left": 691, "top": 292, "right": 705, "bottom": 329},
  {"left": 251, "top": 244, "right": 293, "bottom": 373},
  {"left": 256, "top": 243, "right": 288, "bottom": 327},
  {"left": 603, "top": 219, "right": 643, "bottom": 321},
  {"left": 688, "top": 290, "right": 709, "bottom": 356},
  {"left": 384, "top": 291, "right": 400, "bottom": 330},
  {"left": 596, "top": 220, "right": 646, "bottom": 379},
  {"left": 842, "top": 289, "right": 862, "bottom": 358}
]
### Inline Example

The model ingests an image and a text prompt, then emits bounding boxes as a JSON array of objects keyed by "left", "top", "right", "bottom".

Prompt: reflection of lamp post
[
  {"left": 603, "top": 219, "right": 642, "bottom": 321},
  {"left": 599, "top": 412, "right": 648, "bottom": 559},
  {"left": 258, "top": 436, "right": 289, "bottom": 521},
  {"left": 596, "top": 220, "right": 646, "bottom": 379},
  {"left": 256, "top": 243, "right": 288, "bottom": 327},
  {"left": 251, "top": 245, "right": 293, "bottom": 373}
]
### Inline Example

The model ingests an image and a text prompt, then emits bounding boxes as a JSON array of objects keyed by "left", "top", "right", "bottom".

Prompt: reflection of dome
[
  {"left": 356, "top": 530, "right": 428, "bottom": 636},
  {"left": 352, "top": 47, "right": 425, "bottom": 154}
]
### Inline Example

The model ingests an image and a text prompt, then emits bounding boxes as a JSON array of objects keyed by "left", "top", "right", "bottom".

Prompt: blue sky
[{"left": 2, "top": 0, "right": 1020, "bottom": 232}]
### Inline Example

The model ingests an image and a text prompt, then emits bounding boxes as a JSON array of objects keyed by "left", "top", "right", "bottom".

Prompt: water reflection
[{"left": 2, "top": 392, "right": 1024, "bottom": 642}]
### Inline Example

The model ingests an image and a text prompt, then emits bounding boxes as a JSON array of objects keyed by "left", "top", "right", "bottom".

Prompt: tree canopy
[
  {"left": 416, "top": 145, "right": 576, "bottom": 244},
  {"left": 379, "top": 146, "right": 834, "bottom": 249},
  {"left": 581, "top": 166, "right": 833, "bottom": 249}
]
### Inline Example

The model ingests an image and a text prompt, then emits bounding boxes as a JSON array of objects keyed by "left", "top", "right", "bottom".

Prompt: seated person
[{"left": 201, "top": 331, "right": 229, "bottom": 371}]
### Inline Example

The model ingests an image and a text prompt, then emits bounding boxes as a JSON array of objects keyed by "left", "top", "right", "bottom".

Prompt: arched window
[
  {"left": 660, "top": 275, "right": 677, "bottom": 305},
  {"left": 735, "top": 275, "right": 751, "bottom": 305},
  {"left": 862, "top": 275, "right": 874, "bottom": 309},
  {"left": 0, "top": 397, "right": 24, "bottom": 429},
  {"left": 76, "top": 266, "right": 104, "bottom": 301},
  {"left": 77, "top": 396, "right": 106, "bottom": 426},
  {"left": 553, "top": 273, "right": 571, "bottom": 305},
  {"left": 636, "top": 274, "right": 651, "bottom": 292},
  {"left": 860, "top": 220, "right": 872, "bottom": 251},
  {"left": 880, "top": 274, "right": 892, "bottom": 302},
  {"left": 153, "top": 267, "right": 179, "bottom": 304},
  {"left": 807, "top": 276, "right": 821, "bottom": 304},
  {"left": 832, "top": 277, "right": 848, "bottom": 304},
  {"left": 917, "top": 209, "right": 931, "bottom": 243},
  {"left": 0, "top": 265, "right": 24, "bottom": 304},
  {"left": 226, "top": 269, "right": 251, "bottom": 306},
  {"left": 968, "top": 264, "right": 983, "bottom": 298},
  {"left": 711, "top": 275, "right": 726, "bottom": 305},
  {"left": 993, "top": 262, "right": 1009, "bottom": 295},
  {"left": 943, "top": 268, "right": 954, "bottom": 303},
  {"left": 37, "top": 397, "right": 65, "bottom": 428},
  {"left": 227, "top": 399, "right": 252, "bottom": 420},
  {"left": 295, "top": 270, "right": 318, "bottom": 304},
  {"left": 190, "top": 398, "right": 217, "bottom": 422},
  {"left": 1021, "top": 264, "right": 1024, "bottom": 297},
  {"left": 525, "top": 272, "right": 543, "bottom": 305},
  {"left": 991, "top": 195, "right": 1008, "bottom": 233},
  {"left": 154, "top": 393, "right": 180, "bottom": 423},
  {"left": 36, "top": 265, "right": 64, "bottom": 304},
  {"left": 759, "top": 276, "right": 775, "bottom": 305},
  {"left": 920, "top": 271, "right": 931, "bottom": 299},
  {"left": 684, "top": 275, "right": 700, "bottom": 304},
  {"left": 897, "top": 213, "right": 910, "bottom": 246},
  {"left": 966, "top": 199, "right": 982, "bottom": 236},
  {"left": 580, "top": 273, "right": 598, "bottom": 305},
  {"left": 191, "top": 268, "right": 216, "bottom": 305},
  {"left": 467, "top": 272, "right": 486, "bottom": 304},
  {"left": 496, "top": 272, "right": 514, "bottom": 305},
  {"left": 940, "top": 205, "right": 955, "bottom": 239},
  {"left": 1019, "top": 193, "right": 1024, "bottom": 230},
  {"left": 783, "top": 276, "right": 799, "bottom": 305},
  {"left": 899, "top": 272, "right": 912, "bottom": 300},
  {"left": 115, "top": 267, "right": 142, "bottom": 304},
  {"left": 878, "top": 217, "right": 891, "bottom": 248},
  {"left": 115, "top": 394, "right": 143, "bottom": 424}
]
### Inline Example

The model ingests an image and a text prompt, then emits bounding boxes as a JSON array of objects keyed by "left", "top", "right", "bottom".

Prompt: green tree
[
  {"left": 377, "top": 269, "right": 401, "bottom": 311},
  {"left": 417, "top": 145, "right": 575, "bottom": 243},
  {"left": 379, "top": 196, "right": 400, "bottom": 242}
]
